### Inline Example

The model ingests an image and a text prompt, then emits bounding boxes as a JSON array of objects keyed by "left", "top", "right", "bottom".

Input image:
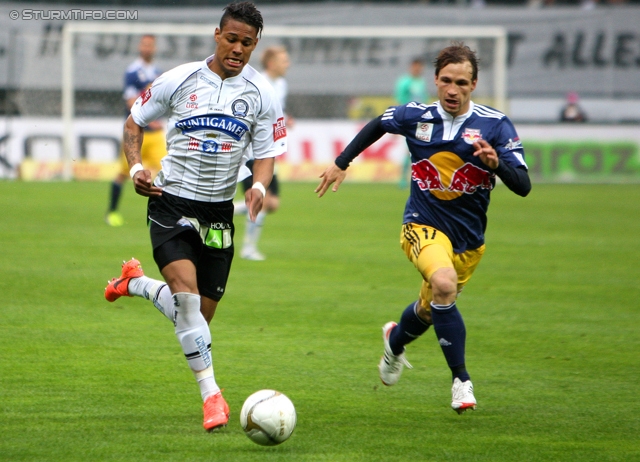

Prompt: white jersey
[
  {"left": 131, "top": 55, "right": 287, "bottom": 202},
  {"left": 262, "top": 73, "right": 288, "bottom": 110}
]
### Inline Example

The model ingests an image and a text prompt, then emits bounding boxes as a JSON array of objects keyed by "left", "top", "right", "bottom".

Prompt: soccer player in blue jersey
[{"left": 316, "top": 42, "right": 531, "bottom": 414}]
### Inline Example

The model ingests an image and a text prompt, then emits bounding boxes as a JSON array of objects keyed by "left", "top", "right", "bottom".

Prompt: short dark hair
[
  {"left": 220, "top": 2, "right": 264, "bottom": 38},
  {"left": 434, "top": 42, "right": 479, "bottom": 81}
]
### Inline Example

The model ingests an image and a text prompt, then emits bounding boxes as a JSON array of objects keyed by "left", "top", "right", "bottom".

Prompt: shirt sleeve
[
  {"left": 335, "top": 115, "right": 386, "bottom": 170},
  {"left": 380, "top": 104, "right": 407, "bottom": 135},
  {"left": 494, "top": 117, "right": 528, "bottom": 170},
  {"left": 130, "top": 71, "right": 171, "bottom": 128},
  {"left": 251, "top": 87, "right": 287, "bottom": 160}
]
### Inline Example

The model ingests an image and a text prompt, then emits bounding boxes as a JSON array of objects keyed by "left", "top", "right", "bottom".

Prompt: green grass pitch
[{"left": 0, "top": 180, "right": 638, "bottom": 461}]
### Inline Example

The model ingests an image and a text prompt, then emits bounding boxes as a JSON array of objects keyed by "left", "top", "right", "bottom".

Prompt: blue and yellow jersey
[
  {"left": 123, "top": 57, "right": 162, "bottom": 116},
  {"left": 382, "top": 101, "right": 527, "bottom": 253}
]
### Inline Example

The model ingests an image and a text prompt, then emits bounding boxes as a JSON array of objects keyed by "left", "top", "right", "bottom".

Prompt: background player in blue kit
[
  {"left": 316, "top": 42, "right": 531, "bottom": 414},
  {"left": 105, "top": 35, "right": 166, "bottom": 227}
]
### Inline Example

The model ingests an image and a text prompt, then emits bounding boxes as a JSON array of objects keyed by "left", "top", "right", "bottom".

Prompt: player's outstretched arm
[
  {"left": 315, "top": 164, "right": 347, "bottom": 198},
  {"left": 315, "top": 115, "right": 387, "bottom": 198}
]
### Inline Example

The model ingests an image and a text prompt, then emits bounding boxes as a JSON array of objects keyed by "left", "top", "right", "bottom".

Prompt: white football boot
[
  {"left": 378, "top": 322, "right": 413, "bottom": 386},
  {"left": 451, "top": 377, "right": 477, "bottom": 414}
]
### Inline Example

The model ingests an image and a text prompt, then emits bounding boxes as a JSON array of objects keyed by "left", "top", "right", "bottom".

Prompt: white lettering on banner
[{"left": 19, "top": 9, "right": 138, "bottom": 20}]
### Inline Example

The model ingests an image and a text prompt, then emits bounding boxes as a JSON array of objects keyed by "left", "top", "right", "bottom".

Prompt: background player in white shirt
[
  {"left": 236, "top": 45, "right": 292, "bottom": 260},
  {"left": 104, "top": 2, "right": 286, "bottom": 432}
]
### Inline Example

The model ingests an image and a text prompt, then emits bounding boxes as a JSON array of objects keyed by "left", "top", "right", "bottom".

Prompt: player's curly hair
[
  {"left": 220, "top": 2, "right": 264, "bottom": 38},
  {"left": 434, "top": 41, "right": 479, "bottom": 81}
]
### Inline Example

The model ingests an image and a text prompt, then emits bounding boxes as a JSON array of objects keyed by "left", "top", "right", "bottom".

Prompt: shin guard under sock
[
  {"left": 430, "top": 301, "right": 470, "bottom": 382},
  {"left": 388, "top": 301, "right": 431, "bottom": 355},
  {"left": 173, "top": 292, "right": 213, "bottom": 373}
]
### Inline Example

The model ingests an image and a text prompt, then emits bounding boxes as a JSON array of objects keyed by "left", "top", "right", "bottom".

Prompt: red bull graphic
[
  {"left": 412, "top": 151, "right": 493, "bottom": 200},
  {"left": 412, "top": 159, "right": 445, "bottom": 191},
  {"left": 449, "top": 163, "right": 493, "bottom": 193},
  {"left": 462, "top": 128, "right": 482, "bottom": 145}
]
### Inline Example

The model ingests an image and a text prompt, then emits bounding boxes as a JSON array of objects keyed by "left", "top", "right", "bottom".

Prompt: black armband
[
  {"left": 335, "top": 115, "right": 387, "bottom": 170},
  {"left": 493, "top": 161, "right": 532, "bottom": 197}
]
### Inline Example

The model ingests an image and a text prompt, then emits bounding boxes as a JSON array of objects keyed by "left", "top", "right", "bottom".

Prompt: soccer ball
[{"left": 240, "top": 389, "right": 296, "bottom": 446}]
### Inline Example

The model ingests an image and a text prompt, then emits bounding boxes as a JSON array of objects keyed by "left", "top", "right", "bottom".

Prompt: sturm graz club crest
[{"left": 231, "top": 99, "right": 249, "bottom": 117}]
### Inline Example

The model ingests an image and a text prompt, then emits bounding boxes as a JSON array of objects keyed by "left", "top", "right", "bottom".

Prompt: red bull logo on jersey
[
  {"left": 462, "top": 128, "right": 482, "bottom": 145},
  {"left": 412, "top": 159, "right": 445, "bottom": 191},
  {"left": 412, "top": 151, "right": 493, "bottom": 200},
  {"left": 449, "top": 163, "right": 493, "bottom": 194}
]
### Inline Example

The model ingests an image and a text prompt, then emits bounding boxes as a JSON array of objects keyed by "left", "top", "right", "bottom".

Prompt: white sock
[
  {"left": 243, "top": 210, "right": 266, "bottom": 251},
  {"left": 195, "top": 366, "right": 220, "bottom": 402},
  {"left": 127, "top": 276, "right": 177, "bottom": 323},
  {"left": 173, "top": 292, "right": 219, "bottom": 393}
]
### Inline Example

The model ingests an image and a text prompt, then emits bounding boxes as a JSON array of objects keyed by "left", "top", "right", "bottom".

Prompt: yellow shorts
[
  {"left": 400, "top": 223, "right": 485, "bottom": 312},
  {"left": 119, "top": 129, "right": 166, "bottom": 177}
]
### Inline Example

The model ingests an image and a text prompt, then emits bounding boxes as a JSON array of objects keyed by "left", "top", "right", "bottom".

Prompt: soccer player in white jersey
[
  {"left": 236, "top": 45, "right": 292, "bottom": 260},
  {"left": 316, "top": 43, "right": 531, "bottom": 414},
  {"left": 104, "top": 2, "right": 287, "bottom": 431}
]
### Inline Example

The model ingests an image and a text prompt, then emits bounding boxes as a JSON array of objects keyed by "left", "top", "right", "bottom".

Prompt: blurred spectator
[
  {"left": 235, "top": 45, "right": 292, "bottom": 261},
  {"left": 395, "top": 57, "right": 429, "bottom": 189},
  {"left": 560, "top": 92, "right": 588, "bottom": 122}
]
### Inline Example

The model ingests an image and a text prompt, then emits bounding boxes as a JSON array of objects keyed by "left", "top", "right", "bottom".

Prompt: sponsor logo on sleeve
[
  {"left": 505, "top": 137, "right": 522, "bottom": 150},
  {"left": 273, "top": 117, "right": 287, "bottom": 141},
  {"left": 140, "top": 88, "right": 152, "bottom": 106}
]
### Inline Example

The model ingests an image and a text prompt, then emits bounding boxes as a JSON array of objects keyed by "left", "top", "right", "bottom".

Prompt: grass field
[{"left": 0, "top": 180, "right": 638, "bottom": 461}]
